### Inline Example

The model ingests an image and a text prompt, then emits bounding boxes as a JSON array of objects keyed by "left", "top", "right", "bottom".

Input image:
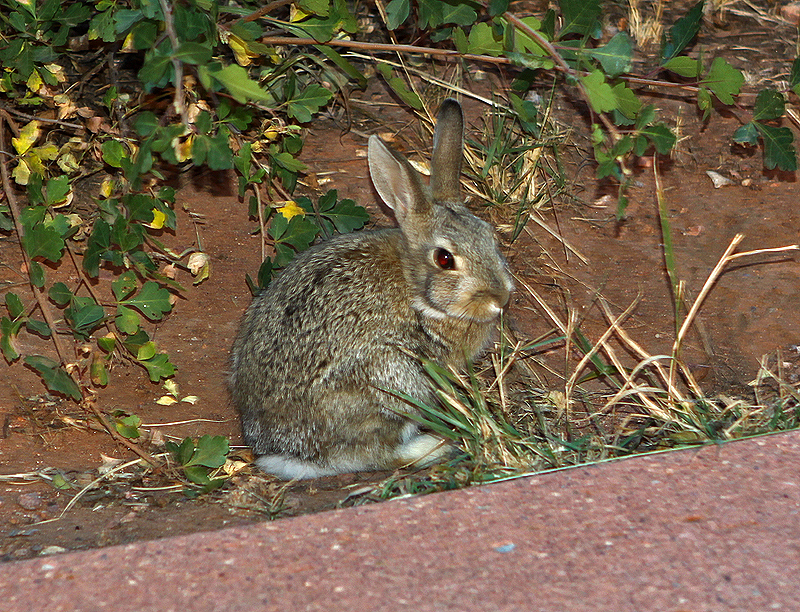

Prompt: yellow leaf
[
  {"left": 175, "top": 134, "right": 193, "bottom": 162},
  {"left": 44, "top": 63, "right": 66, "bottom": 83},
  {"left": 228, "top": 34, "right": 253, "bottom": 67},
  {"left": 181, "top": 395, "right": 199, "bottom": 404},
  {"left": 100, "top": 177, "right": 114, "bottom": 197},
  {"left": 26, "top": 70, "right": 42, "bottom": 94},
  {"left": 25, "top": 151, "right": 46, "bottom": 176},
  {"left": 148, "top": 208, "right": 166, "bottom": 229},
  {"left": 57, "top": 152, "right": 79, "bottom": 174},
  {"left": 37, "top": 144, "right": 59, "bottom": 161},
  {"left": 155, "top": 395, "right": 178, "bottom": 406},
  {"left": 278, "top": 200, "right": 305, "bottom": 220},
  {"left": 290, "top": 5, "right": 310, "bottom": 21},
  {"left": 122, "top": 31, "right": 136, "bottom": 53},
  {"left": 12, "top": 159, "right": 31, "bottom": 185},
  {"left": 12, "top": 121, "right": 40, "bottom": 155}
]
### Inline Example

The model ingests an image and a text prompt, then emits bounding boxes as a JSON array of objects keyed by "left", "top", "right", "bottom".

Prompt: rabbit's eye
[{"left": 434, "top": 248, "right": 456, "bottom": 270}]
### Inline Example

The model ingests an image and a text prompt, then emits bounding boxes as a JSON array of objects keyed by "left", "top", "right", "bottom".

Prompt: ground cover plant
[{"left": 1, "top": 0, "right": 799, "bottom": 553}]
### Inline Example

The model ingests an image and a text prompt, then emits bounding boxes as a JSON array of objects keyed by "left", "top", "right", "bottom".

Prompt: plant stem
[
  {"left": 258, "top": 36, "right": 514, "bottom": 65},
  {"left": 157, "top": 0, "right": 188, "bottom": 125},
  {"left": 0, "top": 111, "right": 77, "bottom": 377}
]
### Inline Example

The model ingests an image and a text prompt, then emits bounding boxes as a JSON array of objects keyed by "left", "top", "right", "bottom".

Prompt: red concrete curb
[{"left": 2, "top": 431, "right": 799, "bottom": 611}]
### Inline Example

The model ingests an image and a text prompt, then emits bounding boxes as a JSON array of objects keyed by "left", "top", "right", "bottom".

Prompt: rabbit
[{"left": 229, "top": 98, "right": 513, "bottom": 480}]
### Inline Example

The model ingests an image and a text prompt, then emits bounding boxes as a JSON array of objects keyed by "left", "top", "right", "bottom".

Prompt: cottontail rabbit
[{"left": 229, "top": 99, "right": 513, "bottom": 479}]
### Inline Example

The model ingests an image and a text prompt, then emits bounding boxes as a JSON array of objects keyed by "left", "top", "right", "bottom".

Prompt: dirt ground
[{"left": 2, "top": 4, "right": 799, "bottom": 561}]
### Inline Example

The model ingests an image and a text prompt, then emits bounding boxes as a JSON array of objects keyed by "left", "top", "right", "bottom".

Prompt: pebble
[{"left": 18, "top": 492, "right": 43, "bottom": 510}]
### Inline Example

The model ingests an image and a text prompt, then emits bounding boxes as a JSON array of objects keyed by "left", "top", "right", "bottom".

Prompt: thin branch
[
  {"left": 0, "top": 110, "right": 76, "bottom": 372},
  {"left": 157, "top": 0, "right": 188, "bottom": 125},
  {"left": 84, "top": 397, "right": 161, "bottom": 467},
  {"left": 258, "top": 36, "right": 514, "bottom": 65},
  {"left": 241, "top": 0, "right": 294, "bottom": 23},
  {"left": 0, "top": 105, "right": 84, "bottom": 131}
]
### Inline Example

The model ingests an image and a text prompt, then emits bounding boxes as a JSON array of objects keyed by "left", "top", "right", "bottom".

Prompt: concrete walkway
[{"left": 2, "top": 431, "right": 799, "bottom": 611}]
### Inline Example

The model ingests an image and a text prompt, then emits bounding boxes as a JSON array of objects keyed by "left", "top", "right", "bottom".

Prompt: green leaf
[
  {"left": 733, "top": 122, "right": 759, "bottom": 145},
  {"left": 24, "top": 355, "right": 81, "bottom": 401},
  {"left": 204, "top": 130, "right": 234, "bottom": 171},
  {"left": 22, "top": 224, "right": 64, "bottom": 262},
  {"left": 115, "top": 414, "right": 142, "bottom": 439},
  {"left": 791, "top": 57, "right": 800, "bottom": 96},
  {"left": 489, "top": 0, "right": 510, "bottom": 16},
  {"left": 134, "top": 112, "right": 159, "bottom": 137},
  {"left": 272, "top": 151, "right": 307, "bottom": 173},
  {"left": 663, "top": 56, "right": 701, "bottom": 78},
  {"left": 283, "top": 0, "right": 357, "bottom": 42},
  {"left": 385, "top": 0, "right": 410, "bottom": 29},
  {"left": 123, "top": 328, "right": 150, "bottom": 354},
  {"left": 634, "top": 104, "right": 657, "bottom": 130},
  {"left": 45, "top": 176, "right": 70, "bottom": 207},
  {"left": 314, "top": 45, "right": 367, "bottom": 89},
  {"left": 611, "top": 82, "right": 641, "bottom": 120},
  {"left": 91, "top": 354, "right": 109, "bottom": 386},
  {"left": 270, "top": 214, "right": 319, "bottom": 262},
  {"left": 417, "top": 0, "right": 477, "bottom": 28},
  {"left": 5, "top": 293, "right": 24, "bottom": 319},
  {"left": 376, "top": 63, "right": 423, "bottom": 110},
  {"left": 661, "top": 0, "right": 704, "bottom": 62},
  {"left": 697, "top": 87, "right": 712, "bottom": 120},
  {"left": 173, "top": 42, "right": 213, "bottom": 65},
  {"left": 1, "top": 317, "right": 22, "bottom": 362},
  {"left": 115, "top": 305, "right": 141, "bottom": 335},
  {"left": 138, "top": 53, "right": 171, "bottom": 90},
  {"left": 299, "top": 0, "right": 330, "bottom": 16},
  {"left": 183, "top": 465, "right": 212, "bottom": 486},
  {"left": 50, "top": 473, "right": 72, "bottom": 490},
  {"left": 511, "top": 16, "right": 548, "bottom": 57},
  {"left": 122, "top": 281, "right": 172, "bottom": 321},
  {"left": 466, "top": 21, "right": 503, "bottom": 56},
  {"left": 97, "top": 334, "right": 117, "bottom": 353},
  {"left": 65, "top": 298, "right": 105, "bottom": 337},
  {"left": 29, "top": 261, "right": 45, "bottom": 288},
  {"left": 320, "top": 198, "right": 369, "bottom": 233},
  {"left": 587, "top": 33, "right": 633, "bottom": 78},
  {"left": 558, "top": 0, "right": 601, "bottom": 38},
  {"left": 207, "top": 63, "right": 271, "bottom": 104},
  {"left": 137, "top": 341, "right": 157, "bottom": 361},
  {"left": 114, "top": 9, "right": 145, "bottom": 34},
  {"left": 701, "top": 57, "right": 744, "bottom": 105},
  {"left": 286, "top": 84, "right": 333, "bottom": 123},
  {"left": 25, "top": 319, "right": 51, "bottom": 337},
  {"left": 752, "top": 89, "right": 785, "bottom": 122},
  {"left": 641, "top": 124, "right": 676, "bottom": 155},
  {"left": 102, "top": 140, "right": 126, "bottom": 168},
  {"left": 581, "top": 70, "right": 616, "bottom": 113},
  {"left": 139, "top": 352, "right": 176, "bottom": 381},
  {"left": 184, "top": 434, "right": 229, "bottom": 468},
  {"left": 754, "top": 123, "right": 797, "bottom": 171},
  {"left": 112, "top": 271, "right": 139, "bottom": 301},
  {"left": 168, "top": 437, "right": 196, "bottom": 465}
]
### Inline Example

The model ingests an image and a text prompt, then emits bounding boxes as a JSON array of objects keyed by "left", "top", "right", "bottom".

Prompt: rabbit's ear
[
  {"left": 430, "top": 98, "right": 464, "bottom": 202},
  {"left": 368, "top": 134, "right": 430, "bottom": 224}
]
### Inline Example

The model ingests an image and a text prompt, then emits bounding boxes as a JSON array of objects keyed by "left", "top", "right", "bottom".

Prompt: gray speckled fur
[{"left": 229, "top": 99, "right": 513, "bottom": 479}]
